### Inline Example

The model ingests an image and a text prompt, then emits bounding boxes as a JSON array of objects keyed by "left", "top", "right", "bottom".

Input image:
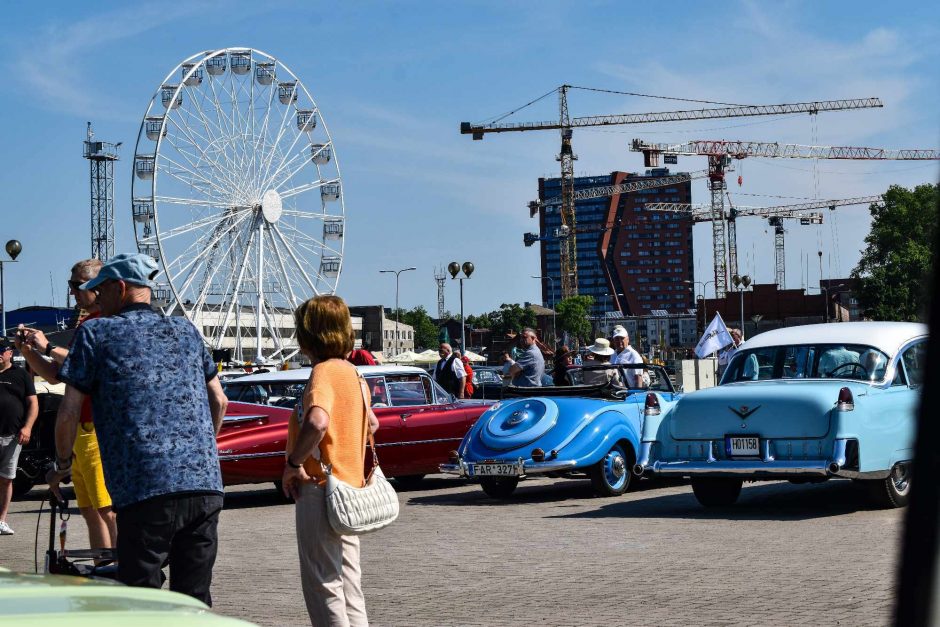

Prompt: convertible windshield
[{"left": 721, "top": 344, "right": 890, "bottom": 384}]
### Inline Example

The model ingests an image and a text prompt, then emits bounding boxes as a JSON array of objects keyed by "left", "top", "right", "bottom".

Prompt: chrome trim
[
  {"left": 831, "top": 468, "right": 890, "bottom": 480},
  {"left": 439, "top": 458, "right": 579, "bottom": 477},
  {"left": 374, "top": 437, "right": 463, "bottom": 448},
  {"left": 633, "top": 441, "right": 653, "bottom": 475},
  {"left": 761, "top": 439, "right": 775, "bottom": 462},
  {"left": 222, "top": 414, "right": 268, "bottom": 425},
  {"left": 218, "top": 451, "right": 283, "bottom": 461},
  {"left": 650, "top": 459, "right": 830, "bottom": 477},
  {"left": 828, "top": 439, "right": 847, "bottom": 473}
]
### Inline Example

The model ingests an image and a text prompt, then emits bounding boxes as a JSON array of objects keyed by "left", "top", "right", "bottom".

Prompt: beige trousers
[{"left": 296, "top": 482, "right": 368, "bottom": 627}]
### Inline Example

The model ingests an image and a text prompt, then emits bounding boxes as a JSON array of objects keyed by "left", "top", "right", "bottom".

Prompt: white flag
[{"left": 695, "top": 312, "right": 734, "bottom": 359}]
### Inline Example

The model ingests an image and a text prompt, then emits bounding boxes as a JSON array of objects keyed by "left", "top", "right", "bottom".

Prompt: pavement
[{"left": 2, "top": 475, "right": 903, "bottom": 626}]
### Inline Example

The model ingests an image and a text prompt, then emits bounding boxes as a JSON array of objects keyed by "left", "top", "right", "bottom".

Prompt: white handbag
[{"left": 321, "top": 376, "right": 399, "bottom": 535}]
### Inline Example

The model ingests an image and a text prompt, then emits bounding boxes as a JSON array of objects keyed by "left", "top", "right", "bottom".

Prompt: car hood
[
  {"left": 467, "top": 396, "right": 642, "bottom": 454},
  {"left": 668, "top": 380, "right": 869, "bottom": 440},
  {"left": 0, "top": 571, "right": 253, "bottom": 625}
]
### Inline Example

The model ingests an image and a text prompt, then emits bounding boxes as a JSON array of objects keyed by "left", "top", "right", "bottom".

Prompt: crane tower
[
  {"left": 434, "top": 266, "right": 447, "bottom": 319},
  {"left": 83, "top": 122, "right": 120, "bottom": 261}
]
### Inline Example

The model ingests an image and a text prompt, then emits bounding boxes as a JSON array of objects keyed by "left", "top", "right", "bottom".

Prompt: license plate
[
  {"left": 471, "top": 462, "right": 523, "bottom": 477},
  {"left": 727, "top": 435, "right": 760, "bottom": 457}
]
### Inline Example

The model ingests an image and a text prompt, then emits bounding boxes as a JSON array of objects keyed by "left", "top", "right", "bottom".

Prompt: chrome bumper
[
  {"left": 439, "top": 458, "right": 578, "bottom": 478},
  {"left": 640, "top": 438, "right": 868, "bottom": 478}
]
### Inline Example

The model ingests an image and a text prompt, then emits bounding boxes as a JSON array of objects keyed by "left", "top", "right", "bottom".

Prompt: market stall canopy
[
  {"left": 463, "top": 350, "right": 486, "bottom": 362},
  {"left": 386, "top": 350, "right": 422, "bottom": 363}
]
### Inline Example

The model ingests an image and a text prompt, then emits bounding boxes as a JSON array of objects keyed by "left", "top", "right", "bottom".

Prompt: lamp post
[
  {"left": 684, "top": 280, "right": 715, "bottom": 322},
  {"left": 531, "top": 275, "right": 556, "bottom": 348},
  {"left": 731, "top": 274, "right": 751, "bottom": 340},
  {"left": 448, "top": 261, "right": 474, "bottom": 354},
  {"left": 810, "top": 283, "right": 845, "bottom": 323},
  {"left": 379, "top": 266, "right": 416, "bottom": 355},
  {"left": 0, "top": 240, "right": 22, "bottom": 338}
]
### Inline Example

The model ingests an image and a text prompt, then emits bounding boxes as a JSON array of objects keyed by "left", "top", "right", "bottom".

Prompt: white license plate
[
  {"left": 727, "top": 436, "right": 760, "bottom": 457},
  {"left": 472, "top": 462, "right": 523, "bottom": 477}
]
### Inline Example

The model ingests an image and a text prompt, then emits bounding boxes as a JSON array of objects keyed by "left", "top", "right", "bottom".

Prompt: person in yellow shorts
[{"left": 16, "top": 259, "right": 116, "bottom": 550}]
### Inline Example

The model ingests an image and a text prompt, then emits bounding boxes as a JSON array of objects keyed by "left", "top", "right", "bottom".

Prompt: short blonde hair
[
  {"left": 294, "top": 295, "right": 354, "bottom": 359},
  {"left": 71, "top": 258, "right": 103, "bottom": 280}
]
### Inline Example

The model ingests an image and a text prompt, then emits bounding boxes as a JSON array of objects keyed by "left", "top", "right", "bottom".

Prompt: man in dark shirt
[
  {"left": 45, "top": 253, "right": 229, "bottom": 603},
  {"left": 0, "top": 340, "right": 38, "bottom": 535}
]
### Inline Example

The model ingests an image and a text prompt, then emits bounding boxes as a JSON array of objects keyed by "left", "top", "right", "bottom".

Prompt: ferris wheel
[{"left": 131, "top": 47, "right": 344, "bottom": 363}]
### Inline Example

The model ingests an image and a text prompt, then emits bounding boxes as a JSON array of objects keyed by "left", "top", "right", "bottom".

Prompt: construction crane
[
  {"left": 632, "top": 140, "right": 940, "bottom": 296},
  {"left": 529, "top": 168, "right": 712, "bottom": 212},
  {"left": 461, "top": 87, "right": 883, "bottom": 299},
  {"left": 644, "top": 195, "right": 883, "bottom": 288}
]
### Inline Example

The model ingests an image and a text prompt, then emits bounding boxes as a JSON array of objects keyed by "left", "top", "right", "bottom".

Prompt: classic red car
[{"left": 217, "top": 365, "right": 493, "bottom": 490}]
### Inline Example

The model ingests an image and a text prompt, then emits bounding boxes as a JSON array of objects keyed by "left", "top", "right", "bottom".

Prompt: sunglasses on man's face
[{"left": 67, "top": 280, "right": 84, "bottom": 290}]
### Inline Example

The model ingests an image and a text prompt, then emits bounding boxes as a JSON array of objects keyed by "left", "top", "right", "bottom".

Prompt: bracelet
[
  {"left": 44, "top": 342, "right": 57, "bottom": 357},
  {"left": 286, "top": 455, "right": 302, "bottom": 469},
  {"left": 54, "top": 456, "right": 72, "bottom": 472}
]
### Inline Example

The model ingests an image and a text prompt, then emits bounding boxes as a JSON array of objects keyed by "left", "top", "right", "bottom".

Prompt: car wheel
[
  {"left": 393, "top": 474, "right": 426, "bottom": 490},
  {"left": 691, "top": 478, "right": 743, "bottom": 507},
  {"left": 865, "top": 462, "right": 911, "bottom": 509},
  {"left": 588, "top": 442, "right": 634, "bottom": 497},
  {"left": 480, "top": 476, "right": 519, "bottom": 499}
]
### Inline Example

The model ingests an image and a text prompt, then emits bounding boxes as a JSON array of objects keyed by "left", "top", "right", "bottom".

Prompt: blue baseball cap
[{"left": 81, "top": 253, "right": 159, "bottom": 290}]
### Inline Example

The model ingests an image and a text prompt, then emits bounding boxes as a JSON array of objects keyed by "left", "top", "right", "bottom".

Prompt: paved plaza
[{"left": 4, "top": 476, "right": 903, "bottom": 626}]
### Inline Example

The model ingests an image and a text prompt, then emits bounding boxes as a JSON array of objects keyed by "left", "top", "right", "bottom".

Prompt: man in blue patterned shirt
[{"left": 47, "top": 253, "right": 229, "bottom": 605}]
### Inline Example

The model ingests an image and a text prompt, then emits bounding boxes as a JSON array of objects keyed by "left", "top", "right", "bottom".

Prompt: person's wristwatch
[
  {"left": 54, "top": 456, "right": 72, "bottom": 473},
  {"left": 286, "top": 455, "right": 302, "bottom": 469},
  {"left": 44, "top": 342, "right": 57, "bottom": 357}
]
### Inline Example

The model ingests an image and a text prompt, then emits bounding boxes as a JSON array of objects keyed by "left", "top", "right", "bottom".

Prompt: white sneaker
[{"left": 0, "top": 521, "right": 13, "bottom": 535}]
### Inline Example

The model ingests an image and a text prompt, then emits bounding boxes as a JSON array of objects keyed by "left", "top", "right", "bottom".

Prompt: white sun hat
[
  {"left": 588, "top": 338, "right": 615, "bottom": 356},
  {"left": 612, "top": 326, "right": 628, "bottom": 339}
]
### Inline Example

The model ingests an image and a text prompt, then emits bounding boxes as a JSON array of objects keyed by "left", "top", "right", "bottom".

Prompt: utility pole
[{"left": 434, "top": 266, "right": 447, "bottom": 319}]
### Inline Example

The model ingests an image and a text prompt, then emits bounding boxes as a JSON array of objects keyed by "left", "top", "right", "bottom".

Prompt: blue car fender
[{"left": 559, "top": 410, "right": 641, "bottom": 468}]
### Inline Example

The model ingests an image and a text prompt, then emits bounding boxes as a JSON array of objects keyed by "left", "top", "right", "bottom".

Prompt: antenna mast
[
  {"left": 434, "top": 266, "right": 447, "bottom": 319},
  {"left": 83, "top": 122, "right": 120, "bottom": 260}
]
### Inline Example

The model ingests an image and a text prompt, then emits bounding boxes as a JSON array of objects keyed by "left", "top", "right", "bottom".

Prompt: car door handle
[{"left": 399, "top": 413, "right": 412, "bottom": 421}]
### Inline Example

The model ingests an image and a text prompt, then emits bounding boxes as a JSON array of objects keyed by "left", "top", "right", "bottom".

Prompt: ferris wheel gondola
[{"left": 131, "top": 47, "right": 345, "bottom": 363}]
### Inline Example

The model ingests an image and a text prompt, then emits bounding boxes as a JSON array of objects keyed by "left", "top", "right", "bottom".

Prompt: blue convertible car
[
  {"left": 635, "top": 322, "right": 927, "bottom": 509},
  {"left": 440, "top": 364, "right": 681, "bottom": 498}
]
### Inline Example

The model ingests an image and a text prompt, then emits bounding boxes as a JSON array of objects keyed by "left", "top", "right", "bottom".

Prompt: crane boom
[
  {"left": 647, "top": 195, "right": 884, "bottom": 287},
  {"left": 645, "top": 195, "right": 883, "bottom": 219},
  {"left": 534, "top": 169, "right": 711, "bottom": 210},
  {"left": 462, "top": 97, "right": 883, "bottom": 137},
  {"left": 633, "top": 140, "right": 939, "bottom": 161}
]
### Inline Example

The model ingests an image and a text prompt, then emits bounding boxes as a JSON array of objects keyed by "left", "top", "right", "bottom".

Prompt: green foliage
[
  {"left": 851, "top": 184, "right": 938, "bottom": 321},
  {"left": 490, "top": 303, "right": 537, "bottom": 336},
  {"left": 396, "top": 306, "right": 440, "bottom": 351},
  {"left": 555, "top": 295, "right": 594, "bottom": 346}
]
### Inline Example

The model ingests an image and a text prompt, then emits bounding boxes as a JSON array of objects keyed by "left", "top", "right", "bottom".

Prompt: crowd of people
[{"left": 2, "top": 251, "right": 663, "bottom": 626}]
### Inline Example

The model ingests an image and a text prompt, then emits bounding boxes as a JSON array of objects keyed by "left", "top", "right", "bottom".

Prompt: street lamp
[
  {"left": 809, "top": 283, "right": 845, "bottom": 323},
  {"left": 531, "top": 275, "right": 557, "bottom": 348},
  {"left": 684, "top": 280, "right": 715, "bottom": 322},
  {"left": 731, "top": 274, "right": 751, "bottom": 339},
  {"left": 0, "top": 240, "right": 21, "bottom": 338},
  {"left": 448, "top": 261, "right": 474, "bottom": 354},
  {"left": 379, "top": 266, "right": 416, "bottom": 355}
]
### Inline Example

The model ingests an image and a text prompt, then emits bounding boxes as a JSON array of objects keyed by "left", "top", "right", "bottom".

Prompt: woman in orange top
[{"left": 282, "top": 295, "right": 379, "bottom": 627}]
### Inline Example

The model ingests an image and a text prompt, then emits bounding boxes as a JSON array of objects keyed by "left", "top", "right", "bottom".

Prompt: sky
[{"left": 1, "top": 0, "right": 938, "bottom": 318}]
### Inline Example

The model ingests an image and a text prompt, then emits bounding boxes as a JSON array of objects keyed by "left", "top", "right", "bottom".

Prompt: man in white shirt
[
  {"left": 434, "top": 343, "right": 466, "bottom": 398},
  {"left": 610, "top": 326, "right": 647, "bottom": 388}
]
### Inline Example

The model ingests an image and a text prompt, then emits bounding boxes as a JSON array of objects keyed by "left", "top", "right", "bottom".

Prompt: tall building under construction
[{"left": 537, "top": 169, "right": 694, "bottom": 316}]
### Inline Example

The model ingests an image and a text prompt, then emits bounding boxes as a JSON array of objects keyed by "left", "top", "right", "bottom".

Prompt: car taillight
[
  {"left": 836, "top": 387, "right": 854, "bottom": 412},
  {"left": 447, "top": 450, "right": 460, "bottom": 463},
  {"left": 644, "top": 393, "right": 661, "bottom": 416}
]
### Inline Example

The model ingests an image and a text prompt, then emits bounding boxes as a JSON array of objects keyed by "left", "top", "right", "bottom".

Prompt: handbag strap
[{"left": 357, "top": 372, "right": 380, "bottom": 485}]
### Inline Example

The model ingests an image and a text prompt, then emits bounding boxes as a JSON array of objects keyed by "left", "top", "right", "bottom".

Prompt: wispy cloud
[{"left": 8, "top": 4, "right": 211, "bottom": 120}]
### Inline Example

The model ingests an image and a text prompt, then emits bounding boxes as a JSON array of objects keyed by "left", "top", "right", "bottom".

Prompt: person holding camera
[{"left": 17, "top": 259, "right": 116, "bottom": 550}]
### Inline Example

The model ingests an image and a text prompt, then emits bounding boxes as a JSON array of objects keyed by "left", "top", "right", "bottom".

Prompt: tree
[
  {"left": 491, "top": 303, "right": 537, "bottom": 336},
  {"left": 555, "top": 295, "right": 594, "bottom": 346},
  {"left": 851, "top": 184, "right": 938, "bottom": 321},
  {"left": 397, "top": 306, "right": 440, "bottom": 351}
]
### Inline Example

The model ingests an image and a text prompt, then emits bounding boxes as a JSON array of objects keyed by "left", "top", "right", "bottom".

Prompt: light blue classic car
[
  {"left": 635, "top": 321, "right": 927, "bottom": 508},
  {"left": 440, "top": 364, "right": 681, "bottom": 498}
]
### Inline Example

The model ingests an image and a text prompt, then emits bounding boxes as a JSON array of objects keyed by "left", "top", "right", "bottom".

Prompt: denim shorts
[{"left": 0, "top": 435, "right": 22, "bottom": 480}]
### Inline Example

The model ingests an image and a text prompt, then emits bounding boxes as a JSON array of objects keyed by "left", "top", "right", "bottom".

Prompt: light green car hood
[{"left": 0, "top": 570, "right": 254, "bottom": 626}]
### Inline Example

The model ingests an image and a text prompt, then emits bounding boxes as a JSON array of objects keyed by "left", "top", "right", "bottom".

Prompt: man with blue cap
[{"left": 46, "top": 253, "right": 229, "bottom": 605}]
